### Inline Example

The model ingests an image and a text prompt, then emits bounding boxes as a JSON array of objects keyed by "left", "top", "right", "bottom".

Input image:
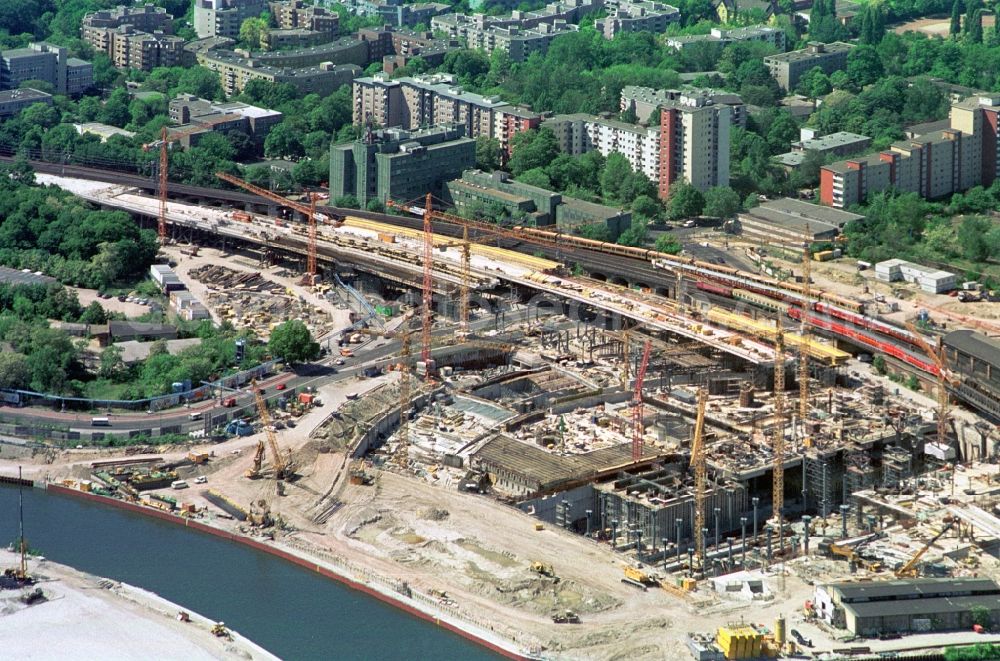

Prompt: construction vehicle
[
  {"left": 551, "top": 610, "right": 580, "bottom": 624},
  {"left": 622, "top": 564, "right": 659, "bottom": 590},
  {"left": 247, "top": 499, "right": 274, "bottom": 528},
  {"left": 211, "top": 622, "right": 230, "bottom": 638},
  {"left": 823, "top": 532, "right": 883, "bottom": 572},
  {"left": 245, "top": 440, "right": 265, "bottom": 479},
  {"left": 530, "top": 561, "right": 557, "bottom": 579},
  {"left": 250, "top": 378, "right": 294, "bottom": 482},
  {"left": 895, "top": 517, "right": 956, "bottom": 578}
]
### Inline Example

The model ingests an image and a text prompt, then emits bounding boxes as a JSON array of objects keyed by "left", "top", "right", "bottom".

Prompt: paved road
[{"left": 0, "top": 310, "right": 534, "bottom": 437}]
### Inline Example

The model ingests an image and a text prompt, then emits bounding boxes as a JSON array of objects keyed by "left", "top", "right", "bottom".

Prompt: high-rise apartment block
[
  {"left": 820, "top": 95, "right": 1000, "bottom": 208},
  {"left": 595, "top": 0, "right": 680, "bottom": 39},
  {"left": 620, "top": 86, "right": 746, "bottom": 129},
  {"left": 83, "top": 6, "right": 183, "bottom": 71},
  {"left": 352, "top": 73, "right": 540, "bottom": 160},
  {"left": 194, "top": 0, "right": 269, "bottom": 39},
  {"left": 0, "top": 43, "right": 92, "bottom": 96},
  {"left": 544, "top": 90, "right": 733, "bottom": 199},
  {"left": 329, "top": 124, "right": 475, "bottom": 206},
  {"left": 269, "top": 1, "right": 340, "bottom": 32}
]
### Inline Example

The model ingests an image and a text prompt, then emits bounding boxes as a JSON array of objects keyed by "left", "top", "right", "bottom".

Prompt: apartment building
[
  {"left": 432, "top": 0, "right": 601, "bottom": 39},
  {"left": 350, "top": 0, "right": 451, "bottom": 28},
  {"left": 774, "top": 130, "right": 871, "bottom": 169},
  {"left": 200, "top": 52, "right": 361, "bottom": 95},
  {"left": 352, "top": 73, "right": 540, "bottom": 158},
  {"left": 269, "top": 1, "right": 340, "bottom": 32},
  {"left": 330, "top": 124, "right": 475, "bottom": 206},
  {"left": 620, "top": 86, "right": 746, "bottom": 129},
  {"left": 544, "top": 91, "right": 731, "bottom": 198},
  {"left": 666, "top": 25, "right": 785, "bottom": 52},
  {"left": 819, "top": 95, "right": 1000, "bottom": 208},
  {"left": 0, "top": 43, "right": 92, "bottom": 96},
  {"left": 764, "top": 41, "right": 853, "bottom": 91},
  {"left": 595, "top": 0, "right": 680, "bottom": 39},
  {"left": 82, "top": 4, "right": 173, "bottom": 36},
  {"left": 194, "top": 0, "right": 269, "bottom": 39}
]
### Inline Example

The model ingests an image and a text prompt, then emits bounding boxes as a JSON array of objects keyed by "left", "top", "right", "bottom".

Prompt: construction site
[{"left": 7, "top": 162, "right": 1000, "bottom": 660}]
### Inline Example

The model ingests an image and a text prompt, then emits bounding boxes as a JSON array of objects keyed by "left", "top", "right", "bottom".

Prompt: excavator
[
  {"left": 243, "top": 379, "right": 294, "bottom": 484},
  {"left": 826, "top": 532, "right": 883, "bottom": 572},
  {"left": 245, "top": 440, "right": 265, "bottom": 479},
  {"left": 895, "top": 517, "right": 956, "bottom": 578}
]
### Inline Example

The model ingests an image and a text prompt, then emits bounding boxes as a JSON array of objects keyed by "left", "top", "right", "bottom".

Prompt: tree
[
  {"left": 872, "top": 355, "right": 887, "bottom": 375},
  {"left": 965, "top": 0, "right": 979, "bottom": 34},
  {"left": 98, "top": 345, "right": 126, "bottom": 382},
  {"left": 950, "top": 0, "right": 962, "bottom": 37},
  {"left": 616, "top": 219, "right": 648, "bottom": 247},
  {"left": 654, "top": 234, "right": 682, "bottom": 254},
  {"left": 268, "top": 320, "right": 319, "bottom": 363},
  {"left": 508, "top": 129, "right": 559, "bottom": 177},
  {"left": 264, "top": 123, "right": 304, "bottom": 159},
  {"left": 667, "top": 182, "right": 705, "bottom": 220},
  {"left": 366, "top": 199, "right": 384, "bottom": 213},
  {"left": 846, "top": 46, "right": 884, "bottom": 88},
  {"left": 797, "top": 66, "right": 832, "bottom": 98},
  {"left": 630, "top": 194, "right": 662, "bottom": 221},
  {"left": 968, "top": 9, "right": 983, "bottom": 43},
  {"left": 0, "top": 352, "right": 29, "bottom": 390},
  {"left": 78, "top": 301, "right": 107, "bottom": 325},
  {"left": 475, "top": 136, "right": 502, "bottom": 172},
  {"left": 516, "top": 168, "right": 552, "bottom": 189},
  {"left": 239, "top": 17, "right": 269, "bottom": 49},
  {"left": 334, "top": 195, "right": 359, "bottom": 209},
  {"left": 703, "top": 187, "right": 742, "bottom": 219},
  {"left": 957, "top": 216, "right": 996, "bottom": 261}
]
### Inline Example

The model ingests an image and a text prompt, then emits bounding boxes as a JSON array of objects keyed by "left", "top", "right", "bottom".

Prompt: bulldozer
[
  {"left": 211, "top": 622, "right": 230, "bottom": 638},
  {"left": 622, "top": 564, "right": 659, "bottom": 591},
  {"left": 530, "top": 561, "right": 557, "bottom": 580}
]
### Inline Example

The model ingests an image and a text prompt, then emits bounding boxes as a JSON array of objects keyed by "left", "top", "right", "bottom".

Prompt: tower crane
[
  {"left": 143, "top": 125, "right": 208, "bottom": 243},
  {"left": 906, "top": 322, "right": 962, "bottom": 489},
  {"left": 772, "top": 330, "right": 786, "bottom": 547},
  {"left": 690, "top": 388, "right": 708, "bottom": 571},
  {"left": 632, "top": 340, "right": 652, "bottom": 462},
  {"left": 799, "top": 243, "right": 811, "bottom": 447},
  {"left": 215, "top": 172, "right": 345, "bottom": 285},
  {"left": 356, "top": 315, "right": 417, "bottom": 462},
  {"left": 247, "top": 379, "right": 294, "bottom": 482},
  {"left": 385, "top": 194, "right": 584, "bottom": 374}
]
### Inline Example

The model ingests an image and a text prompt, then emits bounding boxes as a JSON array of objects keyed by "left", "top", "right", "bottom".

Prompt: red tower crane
[{"left": 632, "top": 340, "right": 652, "bottom": 462}]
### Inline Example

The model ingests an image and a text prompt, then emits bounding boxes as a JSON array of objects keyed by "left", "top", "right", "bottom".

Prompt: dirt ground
[
  {"left": 0, "top": 549, "right": 274, "bottom": 660},
  {"left": 894, "top": 13, "right": 996, "bottom": 35},
  {"left": 73, "top": 287, "right": 149, "bottom": 318}
]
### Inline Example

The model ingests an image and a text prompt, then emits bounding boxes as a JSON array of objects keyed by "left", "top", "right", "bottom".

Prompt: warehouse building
[
  {"left": 444, "top": 169, "right": 631, "bottom": 240},
  {"left": 944, "top": 330, "right": 1000, "bottom": 423},
  {"left": 874, "top": 259, "right": 957, "bottom": 293},
  {"left": 815, "top": 578, "right": 1000, "bottom": 636},
  {"left": 733, "top": 198, "right": 861, "bottom": 249}
]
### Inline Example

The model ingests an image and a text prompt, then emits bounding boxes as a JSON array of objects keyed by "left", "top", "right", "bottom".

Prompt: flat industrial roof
[
  {"left": 945, "top": 329, "right": 1000, "bottom": 367},
  {"left": 757, "top": 197, "right": 863, "bottom": 226},
  {"left": 0, "top": 266, "right": 57, "bottom": 286},
  {"left": 764, "top": 41, "right": 852, "bottom": 64},
  {"left": 797, "top": 131, "right": 869, "bottom": 151},
  {"left": 829, "top": 577, "right": 1000, "bottom": 601},
  {"left": 847, "top": 594, "right": 1000, "bottom": 619}
]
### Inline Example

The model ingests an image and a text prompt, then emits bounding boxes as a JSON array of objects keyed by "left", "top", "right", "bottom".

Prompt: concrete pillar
[
  {"left": 840, "top": 504, "right": 850, "bottom": 539},
  {"left": 802, "top": 515, "right": 812, "bottom": 555}
]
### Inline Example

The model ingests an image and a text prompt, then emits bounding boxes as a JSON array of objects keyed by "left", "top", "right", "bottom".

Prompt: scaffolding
[
  {"left": 804, "top": 451, "right": 841, "bottom": 520},
  {"left": 882, "top": 445, "right": 913, "bottom": 488},
  {"left": 843, "top": 448, "right": 877, "bottom": 510}
]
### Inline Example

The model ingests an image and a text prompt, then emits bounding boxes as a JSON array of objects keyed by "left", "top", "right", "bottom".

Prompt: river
[{"left": 0, "top": 485, "right": 501, "bottom": 660}]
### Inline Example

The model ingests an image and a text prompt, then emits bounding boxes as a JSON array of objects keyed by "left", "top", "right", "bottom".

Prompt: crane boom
[
  {"left": 905, "top": 322, "right": 958, "bottom": 453},
  {"left": 421, "top": 193, "right": 434, "bottom": 369},
  {"left": 252, "top": 380, "right": 292, "bottom": 480},
  {"left": 632, "top": 340, "right": 652, "bottom": 462},
  {"left": 895, "top": 519, "right": 955, "bottom": 578},
  {"left": 690, "top": 388, "right": 708, "bottom": 570},
  {"left": 799, "top": 244, "right": 811, "bottom": 444},
  {"left": 158, "top": 126, "right": 168, "bottom": 243}
]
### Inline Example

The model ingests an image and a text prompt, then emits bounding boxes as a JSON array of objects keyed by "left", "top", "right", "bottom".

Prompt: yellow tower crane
[
  {"left": 799, "top": 244, "right": 812, "bottom": 447},
  {"left": 690, "top": 388, "right": 708, "bottom": 571},
  {"left": 357, "top": 318, "right": 416, "bottom": 464},
  {"left": 772, "top": 331, "right": 786, "bottom": 548}
]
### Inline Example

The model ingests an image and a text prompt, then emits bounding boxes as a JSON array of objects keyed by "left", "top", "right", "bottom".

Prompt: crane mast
[
  {"left": 772, "top": 331, "right": 786, "bottom": 546},
  {"left": 799, "top": 245, "right": 811, "bottom": 445},
  {"left": 158, "top": 126, "right": 168, "bottom": 243},
  {"left": 632, "top": 340, "right": 652, "bottom": 462},
  {"left": 690, "top": 388, "right": 708, "bottom": 570},
  {"left": 421, "top": 193, "right": 434, "bottom": 370}
]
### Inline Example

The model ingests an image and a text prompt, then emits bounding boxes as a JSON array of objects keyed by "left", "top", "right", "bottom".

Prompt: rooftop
[
  {"left": 0, "top": 88, "right": 52, "bottom": 103},
  {"left": 828, "top": 577, "right": 1000, "bottom": 602},
  {"left": 945, "top": 329, "right": 1000, "bottom": 366},
  {"left": 0, "top": 266, "right": 56, "bottom": 286},
  {"left": 764, "top": 41, "right": 853, "bottom": 64},
  {"left": 796, "top": 131, "right": 870, "bottom": 151},
  {"left": 756, "top": 197, "right": 863, "bottom": 227}
]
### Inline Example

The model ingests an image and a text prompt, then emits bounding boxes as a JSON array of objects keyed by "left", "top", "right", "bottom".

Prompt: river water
[{"left": 0, "top": 485, "right": 500, "bottom": 660}]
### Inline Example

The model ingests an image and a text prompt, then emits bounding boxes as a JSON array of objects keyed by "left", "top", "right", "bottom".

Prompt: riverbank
[
  {"left": 0, "top": 549, "right": 276, "bottom": 660},
  {"left": 44, "top": 482, "right": 530, "bottom": 660}
]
